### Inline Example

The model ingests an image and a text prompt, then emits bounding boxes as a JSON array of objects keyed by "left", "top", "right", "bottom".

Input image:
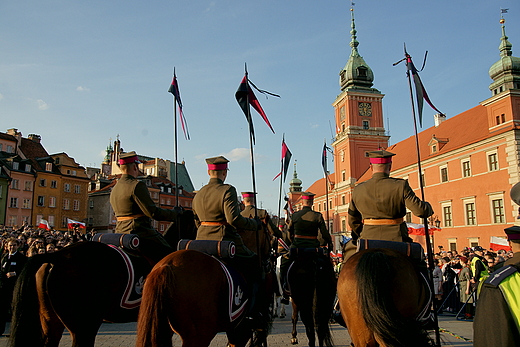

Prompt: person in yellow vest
[
  {"left": 473, "top": 226, "right": 520, "bottom": 346},
  {"left": 469, "top": 245, "right": 489, "bottom": 293}
]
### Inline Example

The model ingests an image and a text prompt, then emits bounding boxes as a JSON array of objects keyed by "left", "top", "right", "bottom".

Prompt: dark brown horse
[
  {"left": 337, "top": 248, "right": 434, "bottom": 347},
  {"left": 136, "top": 224, "right": 278, "bottom": 347},
  {"left": 8, "top": 212, "right": 196, "bottom": 347},
  {"left": 287, "top": 251, "right": 336, "bottom": 347}
]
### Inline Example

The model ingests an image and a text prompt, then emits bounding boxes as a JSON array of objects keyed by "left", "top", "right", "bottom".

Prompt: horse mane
[{"left": 356, "top": 250, "right": 434, "bottom": 347}]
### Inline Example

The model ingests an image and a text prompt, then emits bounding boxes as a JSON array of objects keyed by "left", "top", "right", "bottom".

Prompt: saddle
[{"left": 289, "top": 247, "right": 329, "bottom": 259}]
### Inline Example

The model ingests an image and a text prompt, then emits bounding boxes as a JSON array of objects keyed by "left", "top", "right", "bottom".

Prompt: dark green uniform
[
  {"left": 288, "top": 206, "right": 332, "bottom": 249},
  {"left": 193, "top": 178, "right": 257, "bottom": 257},
  {"left": 348, "top": 172, "right": 432, "bottom": 243},
  {"left": 110, "top": 173, "right": 176, "bottom": 259}
]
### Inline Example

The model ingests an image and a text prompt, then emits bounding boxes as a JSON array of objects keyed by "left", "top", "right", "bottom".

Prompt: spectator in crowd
[
  {"left": 0, "top": 238, "right": 27, "bottom": 335},
  {"left": 457, "top": 256, "right": 474, "bottom": 319},
  {"left": 433, "top": 258, "right": 443, "bottom": 311}
]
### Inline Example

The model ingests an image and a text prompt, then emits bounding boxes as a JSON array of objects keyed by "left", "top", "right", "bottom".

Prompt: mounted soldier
[{"left": 110, "top": 151, "right": 179, "bottom": 262}]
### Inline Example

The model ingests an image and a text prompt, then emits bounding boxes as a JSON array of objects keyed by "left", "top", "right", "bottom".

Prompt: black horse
[
  {"left": 8, "top": 211, "right": 196, "bottom": 347},
  {"left": 287, "top": 250, "right": 336, "bottom": 347}
]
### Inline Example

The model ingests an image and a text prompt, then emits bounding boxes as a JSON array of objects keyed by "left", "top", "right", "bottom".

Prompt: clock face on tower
[{"left": 358, "top": 102, "right": 372, "bottom": 117}]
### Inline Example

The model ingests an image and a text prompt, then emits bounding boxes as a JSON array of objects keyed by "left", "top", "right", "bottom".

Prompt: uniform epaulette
[{"left": 485, "top": 265, "right": 518, "bottom": 287}]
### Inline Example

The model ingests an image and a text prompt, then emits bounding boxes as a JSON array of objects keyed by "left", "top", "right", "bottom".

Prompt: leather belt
[
  {"left": 363, "top": 218, "right": 404, "bottom": 225},
  {"left": 294, "top": 235, "right": 317, "bottom": 239},
  {"left": 201, "top": 221, "right": 229, "bottom": 226},
  {"left": 116, "top": 214, "right": 145, "bottom": 221}
]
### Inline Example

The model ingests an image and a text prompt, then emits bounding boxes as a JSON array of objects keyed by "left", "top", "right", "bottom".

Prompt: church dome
[{"left": 489, "top": 19, "right": 520, "bottom": 93}]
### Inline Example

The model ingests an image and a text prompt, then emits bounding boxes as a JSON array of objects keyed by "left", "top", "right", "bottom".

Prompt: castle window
[
  {"left": 362, "top": 120, "right": 369, "bottom": 129},
  {"left": 462, "top": 160, "right": 471, "bottom": 177},
  {"left": 440, "top": 166, "right": 448, "bottom": 183}
]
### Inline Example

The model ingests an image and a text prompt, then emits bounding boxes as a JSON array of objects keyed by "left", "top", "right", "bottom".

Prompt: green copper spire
[
  {"left": 339, "top": 5, "right": 378, "bottom": 93},
  {"left": 489, "top": 17, "right": 520, "bottom": 94},
  {"left": 289, "top": 162, "right": 302, "bottom": 193}
]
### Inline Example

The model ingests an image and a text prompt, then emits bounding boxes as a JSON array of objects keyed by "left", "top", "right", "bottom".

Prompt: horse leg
[
  {"left": 36, "top": 264, "right": 65, "bottom": 347},
  {"left": 298, "top": 303, "right": 316, "bottom": 347},
  {"left": 290, "top": 302, "right": 298, "bottom": 345},
  {"left": 280, "top": 302, "right": 286, "bottom": 319}
]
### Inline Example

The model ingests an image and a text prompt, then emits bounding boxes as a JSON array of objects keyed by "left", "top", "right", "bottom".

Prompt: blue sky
[{"left": 1, "top": 0, "right": 519, "bottom": 215}]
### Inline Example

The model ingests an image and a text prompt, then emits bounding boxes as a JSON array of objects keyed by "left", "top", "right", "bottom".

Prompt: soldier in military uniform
[
  {"left": 473, "top": 226, "right": 520, "bottom": 346},
  {"left": 110, "top": 151, "right": 178, "bottom": 262},
  {"left": 193, "top": 156, "right": 261, "bottom": 319},
  {"left": 279, "top": 192, "right": 333, "bottom": 303},
  {"left": 288, "top": 192, "right": 332, "bottom": 249},
  {"left": 241, "top": 191, "right": 282, "bottom": 243},
  {"left": 343, "top": 150, "right": 433, "bottom": 261},
  {"left": 192, "top": 157, "right": 259, "bottom": 258}
]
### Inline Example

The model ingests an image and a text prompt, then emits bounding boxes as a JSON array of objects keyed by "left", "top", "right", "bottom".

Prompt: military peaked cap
[
  {"left": 504, "top": 225, "right": 520, "bottom": 242},
  {"left": 301, "top": 192, "right": 316, "bottom": 200},
  {"left": 206, "top": 156, "right": 229, "bottom": 170},
  {"left": 118, "top": 151, "right": 142, "bottom": 165},
  {"left": 368, "top": 150, "right": 395, "bottom": 164},
  {"left": 241, "top": 192, "right": 256, "bottom": 198}
]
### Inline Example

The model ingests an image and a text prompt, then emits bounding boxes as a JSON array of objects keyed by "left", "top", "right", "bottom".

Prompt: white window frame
[
  {"left": 487, "top": 150, "right": 499, "bottom": 172},
  {"left": 488, "top": 192, "right": 506, "bottom": 224},
  {"left": 441, "top": 201, "right": 453, "bottom": 227},
  {"left": 462, "top": 197, "right": 476, "bottom": 226},
  {"left": 461, "top": 159, "right": 471, "bottom": 178}
]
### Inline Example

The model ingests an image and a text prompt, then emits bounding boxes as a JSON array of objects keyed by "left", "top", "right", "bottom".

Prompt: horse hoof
[{"left": 291, "top": 338, "right": 298, "bottom": 344}]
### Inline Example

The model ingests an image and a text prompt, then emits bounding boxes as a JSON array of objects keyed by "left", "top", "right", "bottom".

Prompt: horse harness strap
[
  {"left": 358, "top": 239, "right": 414, "bottom": 257},
  {"left": 363, "top": 217, "right": 404, "bottom": 225},
  {"left": 116, "top": 214, "right": 146, "bottom": 221},
  {"left": 294, "top": 235, "right": 318, "bottom": 239},
  {"left": 201, "top": 221, "right": 230, "bottom": 226}
]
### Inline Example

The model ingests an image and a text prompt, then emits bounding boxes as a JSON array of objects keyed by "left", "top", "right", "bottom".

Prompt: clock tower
[{"left": 331, "top": 6, "right": 389, "bottom": 185}]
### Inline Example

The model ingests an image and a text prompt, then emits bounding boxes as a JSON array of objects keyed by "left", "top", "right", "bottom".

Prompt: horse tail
[
  {"left": 136, "top": 262, "right": 176, "bottom": 347},
  {"left": 356, "top": 250, "right": 433, "bottom": 347},
  {"left": 9, "top": 253, "right": 56, "bottom": 347}
]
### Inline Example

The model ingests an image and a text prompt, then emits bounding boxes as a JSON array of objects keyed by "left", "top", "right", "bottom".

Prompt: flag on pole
[
  {"left": 235, "top": 72, "right": 278, "bottom": 143},
  {"left": 38, "top": 219, "right": 50, "bottom": 231},
  {"left": 490, "top": 236, "right": 511, "bottom": 251},
  {"left": 405, "top": 50, "right": 443, "bottom": 127},
  {"left": 283, "top": 195, "right": 294, "bottom": 215},
  {"left": 322, "top": 142, "right": 329, "bottom": 177},
  {"left": 168, "top": 71, "right": 190, "bottom": 140},
  {"left": 67, "top": 218, "right": 86, "bottom": 229},
  {"left": 273, "top": 137, "right": 292, "bottom": 181}
]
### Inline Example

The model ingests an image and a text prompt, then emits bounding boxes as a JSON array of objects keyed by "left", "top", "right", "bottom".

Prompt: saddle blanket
[
  {"left": 108, "top": 244, "right": 150, "bottom": 309},
  {"left": 216, "top": 258, "right": 249, "bottom": 322}
]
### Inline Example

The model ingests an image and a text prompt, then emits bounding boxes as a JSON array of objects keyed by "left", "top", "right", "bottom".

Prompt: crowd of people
[
  {"left": 432, "top": 246, "right": 515, "bottom": 319},
  {"left": 0, "top": 224, "right": 95, "bottom": 258}
]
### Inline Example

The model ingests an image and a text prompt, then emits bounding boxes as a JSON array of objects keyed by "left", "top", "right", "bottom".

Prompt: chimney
[
  {"left": 434, "top": 113, "right": 446, "bottom": 127},
  {"left": 28, "top": 134, "right": 41, "bottom": 143}
]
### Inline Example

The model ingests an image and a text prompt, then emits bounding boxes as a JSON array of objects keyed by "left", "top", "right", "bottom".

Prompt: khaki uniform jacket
[
  {"left": 193, "top": 178, "right": 257, "bottom": 256},
  {"left": 241, "top": 205, "right": 282, "bottom": 239},
  {"left": 348, "top": 172, "right": 433, "bottom": 242},
  {"left": 110, "top": 174, "right": 176, "bottom": 247},
  {"left": 288, "top": 206, "right": 331, "bottom": 248}
]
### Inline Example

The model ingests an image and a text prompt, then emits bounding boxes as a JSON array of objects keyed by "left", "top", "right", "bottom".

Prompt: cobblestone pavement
[{"left": 0, "top": 309, "right": 474, "bottom": 346}]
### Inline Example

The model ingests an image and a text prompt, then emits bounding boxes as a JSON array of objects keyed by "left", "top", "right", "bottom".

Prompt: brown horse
[
  {"left": 337, "top": 248, "right": 434, "bottom": 347},
  {"left": 136, "top": 224, "right": 278, "bottom": 347},
  {"left": 8, "top": 212, "right": 196, "bottom": 347},
  {"left": 287, "top": 251, "right": 336, "bottom": 347}
]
